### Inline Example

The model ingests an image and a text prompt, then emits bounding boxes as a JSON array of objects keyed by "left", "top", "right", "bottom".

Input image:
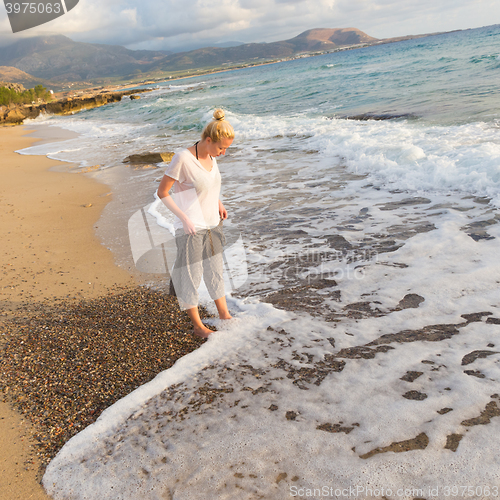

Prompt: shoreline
[
  {"left": 0, "top": 126, "right": 136, "bottom": 311},
  {"left": 0, "top": 126, "right": 208, "bottom": 498}
]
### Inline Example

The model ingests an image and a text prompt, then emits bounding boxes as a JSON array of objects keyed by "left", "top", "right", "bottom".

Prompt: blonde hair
[{"left": 201, "top": 108, "right": 235, "bottom": 142}]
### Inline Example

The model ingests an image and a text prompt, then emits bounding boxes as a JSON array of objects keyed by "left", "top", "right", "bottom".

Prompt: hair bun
[{"left": 213, "top": 109, "right": 225, "bottom": 121}]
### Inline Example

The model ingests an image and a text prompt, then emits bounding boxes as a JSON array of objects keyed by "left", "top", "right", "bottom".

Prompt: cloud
[
  {"left": 120, "top": 8, "right": 138, "bottom": 26},
  {"left": 0, "top": 0, "right": 499, "bottom": 51},
  {"left": 275, "top": 0, "right": 307, "bottom": 4}
]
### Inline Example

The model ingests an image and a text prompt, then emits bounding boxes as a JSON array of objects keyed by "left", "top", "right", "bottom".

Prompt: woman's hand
[
  {"left": 158, "top": 175, "right": 196, "bottom": 234},
  {"left": 219, "top": 200, "right": 228, "bottom": 220},
  {"left": 182, "top": 217, "right": 197, "bottom": 235}
]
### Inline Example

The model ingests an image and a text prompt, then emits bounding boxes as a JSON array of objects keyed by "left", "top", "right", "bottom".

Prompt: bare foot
[
  {"left": 193, "top": 325, "right": 215, "bottom": 338},
  {"left": 219, "top": 312, "right": 233, "bottom": 320}
]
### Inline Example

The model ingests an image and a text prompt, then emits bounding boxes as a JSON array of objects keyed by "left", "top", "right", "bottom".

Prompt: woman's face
[{"left": 208, "top": 137, "right": 233, "bottom": 157}]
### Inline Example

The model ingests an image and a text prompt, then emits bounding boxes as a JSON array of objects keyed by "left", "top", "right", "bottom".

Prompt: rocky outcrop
[
  {"left": 0, "top": 88, "right": 151, "bottom": 125},
  {"left": 1, "top": 104, "right": 27, "bottom": 124},
  {"left": 123, "top": 152, "right": 174, "bottom": 164},
  {"left": 0, "top": 81, "right": 26, "bottom": 92}
]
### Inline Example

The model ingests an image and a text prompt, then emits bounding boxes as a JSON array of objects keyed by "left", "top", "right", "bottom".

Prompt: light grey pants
[{"left": 170, "top": 221, "right": 225, "bottom": 310}]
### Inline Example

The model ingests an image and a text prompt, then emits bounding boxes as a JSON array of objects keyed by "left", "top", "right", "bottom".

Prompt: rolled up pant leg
[
  {"left": 171, "top": 222, "right": 225, "bottom": 309},
  {"left": 202, "top": 222, "right": 225, "bottom": 301},
  {"left": 171, "top": 231, "right": 204, "bottom": 310}
]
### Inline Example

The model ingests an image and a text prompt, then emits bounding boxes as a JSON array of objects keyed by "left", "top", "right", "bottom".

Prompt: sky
[{"left": 0, "top": 0, "right": 499, "bottom": 52}]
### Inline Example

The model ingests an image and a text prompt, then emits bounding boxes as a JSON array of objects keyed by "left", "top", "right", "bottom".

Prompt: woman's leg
[
  {"left": 186, "top": 306, "right": 214, "bottom": 338},
  {"left": 214, "top": 295, "right": 232, "bottom": 320},
  {"left": 203, "top": 223, "right": 232, "bottom": 320},
  {"left": 172, "top": 231, "right": 212, "bottom": 336}
]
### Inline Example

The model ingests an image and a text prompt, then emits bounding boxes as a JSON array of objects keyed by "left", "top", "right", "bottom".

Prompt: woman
[{"left": 157, "top": 109, "right": 234, "bottom": 338}]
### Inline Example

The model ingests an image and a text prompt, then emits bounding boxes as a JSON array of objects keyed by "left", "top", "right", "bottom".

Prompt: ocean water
[{"left": 20, "top": 25, "right": 500, "bottom": 499}]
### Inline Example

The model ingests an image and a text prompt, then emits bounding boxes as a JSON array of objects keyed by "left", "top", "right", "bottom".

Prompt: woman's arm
[
  {"left": 218, "top": 199, "right": 228, "bottom": 220},
  {"left": 157, "top": 175, "right": 197, "bottom": 235}
]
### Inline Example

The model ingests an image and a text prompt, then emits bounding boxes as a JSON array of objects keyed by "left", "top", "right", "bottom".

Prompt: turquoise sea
[{"left": 21, "top": 24, "right": 500, "bottom": 499}]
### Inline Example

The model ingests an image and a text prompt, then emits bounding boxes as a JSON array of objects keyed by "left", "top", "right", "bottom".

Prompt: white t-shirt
[{"left": 164, "top": 149, "right": 221, "bottom": 231}]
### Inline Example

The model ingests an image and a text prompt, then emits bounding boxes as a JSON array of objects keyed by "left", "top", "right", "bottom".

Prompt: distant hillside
[
  {"left": 0, "top": 28, "right": 377, "bottom": 83},
  {"left": 156, "top": 28, "right": 378, "bottom": 72},
  {"left": 289, "top": 28, "right": 377, "bottom": 51},
  {"left": 0, "top": 35, "right": 171, "bottom": 82},
  {"left": 0, "top": 66, "right": 57, "bottom": 90},
  {"left": 211, "top": 41, "right": 245, "bottom": 49}
]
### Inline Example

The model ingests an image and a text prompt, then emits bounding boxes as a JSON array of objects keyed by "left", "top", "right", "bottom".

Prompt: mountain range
[{"left": 0, "top": 28, "right": 377, "bottom": 88}]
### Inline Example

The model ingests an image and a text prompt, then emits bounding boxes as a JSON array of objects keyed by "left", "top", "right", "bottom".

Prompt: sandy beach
[
  {"left": 0, "top": 125, "right": 136, "bottom": 499},
  {"left": 0, "top": 126, "right": 137, "bottom": 309}
]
